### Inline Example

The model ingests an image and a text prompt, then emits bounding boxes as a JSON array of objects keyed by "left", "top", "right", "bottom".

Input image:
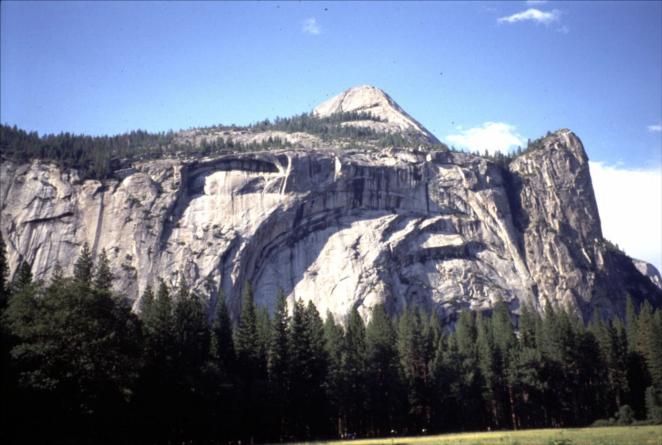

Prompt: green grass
[{"left": 295, "top": 425, "right": 662, "bottom": 445}]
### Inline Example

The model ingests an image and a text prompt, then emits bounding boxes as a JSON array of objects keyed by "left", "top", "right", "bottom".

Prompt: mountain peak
[
  {"left": 313, "top": 85, "right": 439, "bottom": 144},
  {"left": 315, "top": 85, "right": 391, "bottom": 110}
]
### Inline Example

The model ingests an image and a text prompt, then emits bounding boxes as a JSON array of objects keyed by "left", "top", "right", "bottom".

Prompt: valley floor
[{"left": 297, "top": 425, "right": 662, "bottom": 445}]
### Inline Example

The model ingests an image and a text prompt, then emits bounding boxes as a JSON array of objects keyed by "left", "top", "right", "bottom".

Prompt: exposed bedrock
[{"left": 1, "top": 130, "right": 660, "bottom": 322}]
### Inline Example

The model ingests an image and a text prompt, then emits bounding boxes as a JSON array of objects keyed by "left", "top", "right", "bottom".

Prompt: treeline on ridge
[
  {"left": 0, "top": 124, "right": 288, "bottom": 180},
  {"left": 0, "top": 236, "right": 661, "bottom": 444},
  {"left": 0, "top": 110, "right": 453, "bottom": 181}
]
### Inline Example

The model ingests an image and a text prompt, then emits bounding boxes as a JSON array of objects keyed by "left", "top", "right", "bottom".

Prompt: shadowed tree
[
  {"left": 171, "top": 287, "right": 210, "bottom": 441},
  {"left": 137, "top": 279, "right": 176, "bottom": 442},
  {"left": 453, "top": 310, "right": 483, "bottom": 430},
  {"left": 73, "top": 242, "right": 94, "bottom": 286},
  {"left": 11, "top": 261, "right": 33, "bottom": 296},
  {"left": 234, "top": 282, "right": 269, "bottom": 443},
  {"left": 635, "top": 302, "right": 662, "bottom": 389},
  {"left": 208, "top": 292, "right": 238, "bottom": 443},
  {"left": 139, "top": 284, "right": 155, "bottom": 318},
  {"left": 211, "top": 291, "right": 236, "bottom": 377},
  {"left": 476, "top": 312, "right": 497, "bottom": 428},
  {"left": 4, "top": 252, "right": 141, "bottom": 442},
  {"left": 491, "top": 302, "right": 518, "bottom": 429},
  {"left": 344, "top": 307, "right": 367, "bottom": 436},
  {"left": 267, "top": 290, "right": 290, "bottom": 440},
  {"left": 304, "top": 301, "right": 330, "bottom": 437},
  {"left": 397, "top": 307, "right": 434, "bottom": 432},
  {"left": 235, "top": 282, "right": 259, "bottom": 375},
  {"left": 323, "top": 311, "right": 345, "bottom": 437},
  {"left": 365, "top": 303, "right": 403, "bottom": 436},
  {"left": 93, "top": 249, "right": 113, "bottom": 292}
]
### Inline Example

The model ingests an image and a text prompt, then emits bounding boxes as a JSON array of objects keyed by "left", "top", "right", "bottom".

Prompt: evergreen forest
[
  {"left": 0, "top": 112, "right": 442, "bottom": 181},
  {"left": 1, "top": 234, "right": 661, "bottom": 444}
]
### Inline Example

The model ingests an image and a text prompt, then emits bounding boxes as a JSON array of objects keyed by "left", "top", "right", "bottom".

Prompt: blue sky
[{"left": 1, "top": 1, "right": 661, "bottom": 270}]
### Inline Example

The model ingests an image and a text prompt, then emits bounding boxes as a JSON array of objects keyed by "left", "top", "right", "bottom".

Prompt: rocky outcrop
[
  {"left": 314, "top": 85, "right": 440, "bottom": 145},
  {"left": 2, "top": 127, "right": 659, "bottom": 322},
  {"left": 506, "top": 130, "right": 661, "bottom": 317},
  {"left": 632, "top": 259, "right": 662, "bottom": 289}
]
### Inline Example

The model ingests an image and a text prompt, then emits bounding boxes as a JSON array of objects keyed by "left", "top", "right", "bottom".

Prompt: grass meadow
[{"left": 298, "top": 425, "right": 662, "bottom": 445}]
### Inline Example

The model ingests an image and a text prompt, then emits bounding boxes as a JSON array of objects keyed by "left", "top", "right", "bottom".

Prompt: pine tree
[
  {"left": 139, "top": 284, "right": 155, "bottom": 318},
  {"left": 50, "top": 262, "right": 65, "bottom": 288},
  {"left": 268, "top": 290, "right": 289, "bottom": 382},
  {"left": 624, "top": 299, "right": 650, "bottom": 418},
  {"left": 4, "top": 262, "right": 142, "bottom": 440},
  {"left": 173, "top": 291, "right": 209, "bottom": 368},
  {"left": 288, "top": 299, "right": 312, "bottom": 437},
  {"left": 303, "top": 301, "right": 329, "bottom": 437},
  {"left": 512, "top": 303, "right": 548, "bottom": 427},
  {"left": 429, "top": 331, "right": 447, "bottom": 428},
  {"left": 11, "top": 261, "right": 33, "bottom": 295},
  {"left": 5, "top": 262, "right": 36, "bottom": 334},
  {"left": 475, "top": 312, "right": 497, "bottom": 428},
  {"left": 73, "top": 242, "right": 94, "bottom": 286},
  {"left": 93, "top": 248, "right": 113, "bottom": 291},
  {"left": 575, "top": 323, "right": 608, "bottom": 422},
  {"left": 510, "top": 340, "right": 547, "bottom": 428},
  {"left": 625, "top": 295, "right": 638, "bottom": 351},
  {"left": 452, "top": 309, "right": 483, "bottom": 430},
  {"left": 305, "top": 302, "right": 327, "bottom": 364},
  {"left": 137, "top": 279, "right": 179, "bottom": 441},
  {"left": 344, "top": 306, "right": 367, "bottom": 435},
  {"left": 455, "top": 310, "right": 476, "bottom": 358},
  {"left": 233, "top": 282, "right": 270, "bottom": 443},
  {"left": 256, "top": 305, "right": 271, "bottom": 375},
  {"left": 422, "top": 312, "right": 441, "bottom": 364},
  {"left": 211, "top": 291, "right": 236, "bottom": 375},
  {"left": 267, "top": 290, "right": 290, "bottom": 439},
  {"left": 645, "top": 386, "right": 662, "bottom": 423},
  {"left": 397, "top": 308, "right": 432, "bottom": 432},
  {"left": 609, "top": 317, "right": 630, "bottom": 407},
  {"left": 636, "top": 302, "right": 662, "bottom": 389},
  {"left": 170, "top": 290, "right": 210, "bottom": 436},
  {"left": 431, "top": 333, "right": 463, "bottom": 431},
  {"left": 235, "top": 282, "right": 259, "bottom": 375},
  {"left": 492, "top": 302, "right": 516, "bottom": 361},
  {"left": 323, "top": 311, "right": 345, "bottom": 436},
  {"left": 365, "top": 303, "right": 402, "bottom": 436},
  {"left": 518, "top": 303, "right": 539, "bottom": 349},
  {"left": 0, "top": 234, "right": 18, "bottom": 443},
  {"left": 590, "top": 313, "right": 628, "bottom": 412},
  {"left": 144, "top": 280, "right": 175, "bottom": 357},
  {"left": 208, "top": 292, "right": 238, "bottom": 443},
  {"left": 491, "top": 302, "right": 518, "bottom": 429},
  {"left": 542, "top": 306, "right": 581, "bottom": 425},
  {"left": 175, "top": 276, "right": 190, "bottom": 301}
]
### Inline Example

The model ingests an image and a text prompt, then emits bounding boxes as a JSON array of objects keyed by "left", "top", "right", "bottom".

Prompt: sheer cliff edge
[{"left": 1, "top": 86, "right": 659, "bottom": 322}]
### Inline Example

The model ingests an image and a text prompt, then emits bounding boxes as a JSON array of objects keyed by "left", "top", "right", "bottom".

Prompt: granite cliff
[{"left": 1, "top": 86, "right": 659, "bottom": 321}]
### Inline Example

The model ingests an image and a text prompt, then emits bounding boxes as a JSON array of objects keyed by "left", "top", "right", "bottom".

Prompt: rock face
[
  {"left": 314, "top": 85, "right": 440, "bottom": 145},
  {"left": 1, "top": 89, "right": 660, "bottom": 322},
  {"left": 632, "top": 259, "right": 662, "bottom": 289}
]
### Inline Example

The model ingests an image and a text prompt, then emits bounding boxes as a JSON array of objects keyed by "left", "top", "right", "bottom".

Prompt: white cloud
[
  {"left": 302, "top": 17, "right": 321, "bottom": 35},
  {"left": 446, "top": 122, "right": 525, "bottom": 155},
  {"left": 526, "top": 0, "right": 549, "bottom": 4},
  {"left": 648, "top": 124, "right": 662, "bottom": 132},
  {"left": 590, "top": 161, "right": 662, "bottom": 272},
  {"left": 498, "top": 8, "right": 560, "bottom": 25}
]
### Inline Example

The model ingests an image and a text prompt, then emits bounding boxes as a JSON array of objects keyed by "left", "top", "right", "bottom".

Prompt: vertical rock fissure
[
  {"left": 2, "top": 130, "right": 660, "bottom": 323},
  {"left": 91, "top": 188, "right": 104, "bottom": 255}
]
